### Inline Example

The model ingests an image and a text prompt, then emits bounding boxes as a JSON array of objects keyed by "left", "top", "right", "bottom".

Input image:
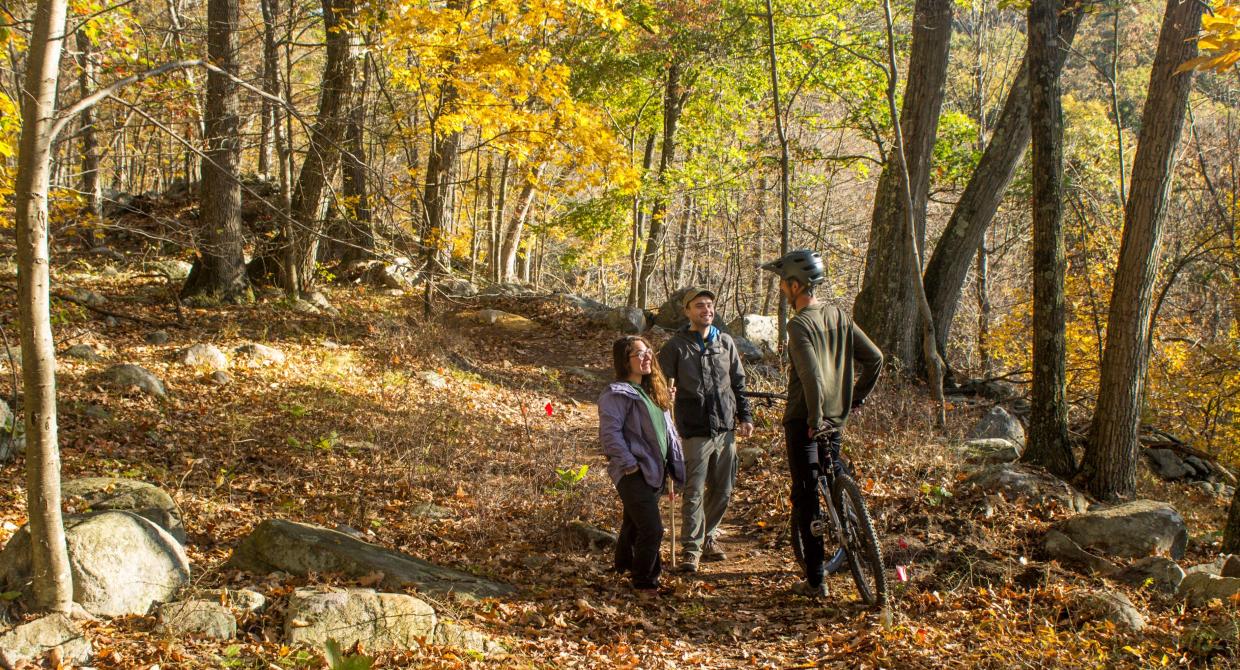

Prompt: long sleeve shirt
[{"left": 783, "top": 303, "right": 883, "bottom": 429}]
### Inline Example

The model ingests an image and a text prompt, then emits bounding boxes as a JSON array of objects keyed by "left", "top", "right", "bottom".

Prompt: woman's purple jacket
[{"left": 598, "top": 382, "right": 687, "bottom": 490}]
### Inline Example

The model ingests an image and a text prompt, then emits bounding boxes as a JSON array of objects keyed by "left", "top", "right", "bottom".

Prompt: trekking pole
[{"left": 669, "top": 379, "right": 677, "bottom": 569}]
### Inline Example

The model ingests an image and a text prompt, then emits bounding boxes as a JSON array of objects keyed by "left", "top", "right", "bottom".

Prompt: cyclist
[
  {"left": 656, "top": 287, "right": 754, "bottom": 573},
  {"left": 598, "top": 336, "right": 686, "bottom": 595},
  {"left": 760, "top": 250, "right": 883, "bottom": 598}
]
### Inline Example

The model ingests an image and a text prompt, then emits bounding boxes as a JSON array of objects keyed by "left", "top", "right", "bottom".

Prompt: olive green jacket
[{"left": 784, "top": 303, "right": 883, "bottom": 429}]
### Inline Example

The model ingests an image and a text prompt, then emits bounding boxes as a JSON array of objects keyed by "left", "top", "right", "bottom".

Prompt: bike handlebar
[{"left": 740, "top": 390, "right": 787, "bottom": 400}]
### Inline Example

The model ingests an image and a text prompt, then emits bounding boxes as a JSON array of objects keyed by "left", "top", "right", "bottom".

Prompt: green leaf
[{"left": 0, "top": 590, "right": 22, "bottom": 601}]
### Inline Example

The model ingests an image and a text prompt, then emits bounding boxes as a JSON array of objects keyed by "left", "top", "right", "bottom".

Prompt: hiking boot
[
  {"left": 790, "top": 579, "right": 828, "bottom": 598},
  {"left": 702, "top": 538, "right": 727, "bottom": 562},
  {"left": 676, "top": 554, "right": 699, "bottom": 573}
]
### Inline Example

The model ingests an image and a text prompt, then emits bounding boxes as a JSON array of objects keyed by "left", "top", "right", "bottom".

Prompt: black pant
[
  {"left": 614, "top": 472, "right": 664, "bottom": 589},
  {"left": 785, "top": 419, "right": 840, "bottom": 587}
]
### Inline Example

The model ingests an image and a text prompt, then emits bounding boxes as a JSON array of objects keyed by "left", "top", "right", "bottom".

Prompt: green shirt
[
  {"left": 629, "top": 382, "right": 668, "bottom": 461},
  {"left": 785, "top": 303, "right": 884, "bottom": 429}
]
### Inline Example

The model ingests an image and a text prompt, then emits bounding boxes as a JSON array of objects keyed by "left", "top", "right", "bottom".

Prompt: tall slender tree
[
  {"left": 1021, "top": 0, "right": 1075, "bottom": 478},
  {"left": 922, "top": 7, "right": 1083, "bottom": 361},
  {"left": 14, "top": 0, "right": 73, "bottom": 612},
  {"left": 853, "top": 0, "right": 953, "bottom": 370},
  {"left": 182, "top": 0, "right": 250, "bottom": 302},
  {"left": 1081, "top": 0, "right": 1205, "bottom": 500}
]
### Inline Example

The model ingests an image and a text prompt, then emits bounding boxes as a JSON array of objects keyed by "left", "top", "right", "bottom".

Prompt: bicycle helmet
[{"left": 759, "top": 249, "right": 825, "bottom": 286}]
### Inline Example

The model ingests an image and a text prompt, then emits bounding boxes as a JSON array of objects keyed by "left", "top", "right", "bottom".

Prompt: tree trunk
[
  {"left": 627, "top": 131, "right": 656, "bottom": 308},
  {"left": 853, "top": 0, "right": 953, "bottom": 371},
  {"left": 1081, "top": 0, "right": 1203, "bottom": 501},
  {"left": 1021, "top": 0, "right": 1075, "bottom": 478},
  {"left": 251, "top": 0, "right": 357, "bottom": 292},
  {"left": 499, "top": 165, "right": 544, "bottom": 281},
  {"left": 75, "top": 29, "right": 101, "bottom": 223},
  {"left": 490, "top": 155, "right": 510, "bottom": 283},
  {"left": 765, "top": 0, "right": 791, "bottom": 350},
  {"left": 636, "top": 61, "right": 687, "bottom": 310},
  {"left": 183, "top": 0, "right": 250, "bottom": 302},
  {"left": 922, "top": 9, "right": 1082, "bottom": 360},
  {"left": 1224, "top": 487, "right": 1240, "bottom": 553},
  {"left": 15, "top": 0, "right": 73, "bottom": 613},
  {"left": 339, "top": 53, "right": 374, "bottom": 263}
]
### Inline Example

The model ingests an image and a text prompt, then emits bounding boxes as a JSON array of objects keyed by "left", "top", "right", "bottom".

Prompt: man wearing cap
[
  {"left": 759, "top": 250, "right": 883, "bottom": 598},
  {"left": 657, "top": 287, "right": 754, "bottom": 573}
]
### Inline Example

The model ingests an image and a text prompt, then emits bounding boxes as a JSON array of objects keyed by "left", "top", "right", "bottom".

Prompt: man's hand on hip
[{"left": 737, "top": 422, "right": 754, "bottom": 438}]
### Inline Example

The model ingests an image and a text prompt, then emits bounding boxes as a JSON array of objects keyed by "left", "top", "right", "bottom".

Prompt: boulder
[
  {"left": 0, "top": 614, "right": 93, "bottom": 666},
  {"left": 1222, "top": 555, "right": 1240, "bottom": 578},
  {"left": 556, "top": 293, "right": 609, "bottom": 317},
  {"left": 146, "top": 330, "right": 171, "bottom": 345},
  {"left": 155, "top": 600, "right": 237, "bottom": 640},
  {"left": 199, "top": 587, "right": 267, "bottom": 613},
  {"left": 441, "top": 279, "right": 478, "bottom": 298},
  {"left": 1068, "top": 589, "right": 1145, "bottom": 633},
  {"left": 436, "top": 620, "right": 505, "bottom": 655},
  {"left": 342, "top": 258, "right": 420, "bottom": 290},
  {"left": 146, "top": 259, "right": 193, "bottom": 280},
  {"left": 102, "top": 363, "right": 166, "bottom": 396},
  {"left": 1185, "top": 556, "right": 1228, "bottom": 577},
  {"left": 732, "top": 336, "right": 764, "bottom": 363},
  {"left": 727, "top": 315, "right": 778, "bottom": 355},
  {"left": 63, "top": 343, "right": 103, "bottom": 361},
  {"left": 284, "top": 587, "right": 436, "bottom": 650},
  {"left": 61, "top": 477, "right": 186, "bottom": 543},
  {"left": 1057, "top": 500, "right": 1188, "bottom": 560},
  {"left": 302, "top": 291, "right": 340, "bottom": 317},
  {"left": 565, "top": 520, "right": 618, "bottom": 550},
  {"left": 1044, "top": 530, "right": 1119, "bottom": 576},
  {"left": 961, "top": 438, "right": 1022, "bottom": 466},
  {"left": 967, "top": 406, "right": 1025, "bottom": 446},
  {"left": 177, "top": 343, "right": 228, "bottom": 370},
  {"left": 235, "top": 343, "right": 286, "bottom": 365},
  {"left": 458, "top": 309, "right": 538, "bottom": 333},
  {"left": 1179, "top": 572, "right": 1240, "bottom": 607},
  {"left": 1145, "top": 448, "right": 1190, "bottom": 480},
  {"left": 1116, "top": 556, "right": 1185, "bottom": 593},
  {"left": 607, "top": 307, "right": 646, "bottom": 334},
  {"left": 1184, "top": 456, "right": 1214, "bottom": 479},
  {"left": 71, "top": 288, "right": 107, "bottom": 307},
  {"left": 961, "top": 463, "right": 1087, "bottom": 513},
  {"left": 209, "top": 370, "right": 232, "bottom": 386},
  {"left": 228, "top": 519, "right": 512, "bottom": 599},
  {"left": 0, "top": 511, "right": 190, "bottom": 616}
]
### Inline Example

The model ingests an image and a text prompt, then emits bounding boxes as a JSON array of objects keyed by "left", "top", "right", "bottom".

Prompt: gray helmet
[{"left": 759, "top": 249, "right": 825, "bottom": 286}]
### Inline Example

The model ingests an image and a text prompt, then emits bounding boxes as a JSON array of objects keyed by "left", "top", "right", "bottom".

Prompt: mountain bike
[{"left": 743, "top": 390, "right": 888, "bottom": 607}]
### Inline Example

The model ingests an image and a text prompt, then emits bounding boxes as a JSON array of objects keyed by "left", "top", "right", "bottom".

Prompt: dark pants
[
  {"left": 614, "top": 472, "right": 664, "bottom": 589},
  {"left": 785, "top": 419, "right": 840, "bottom": 587}
]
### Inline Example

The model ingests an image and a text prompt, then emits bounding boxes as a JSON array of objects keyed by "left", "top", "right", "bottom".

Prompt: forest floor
[{"left": 0, "top": 243, "right": 1238, "bottom": 669}]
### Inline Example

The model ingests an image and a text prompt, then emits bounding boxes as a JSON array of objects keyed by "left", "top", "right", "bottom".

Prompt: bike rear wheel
[{"left": 830, "top": 474, "right": 887, "bottom": 607}]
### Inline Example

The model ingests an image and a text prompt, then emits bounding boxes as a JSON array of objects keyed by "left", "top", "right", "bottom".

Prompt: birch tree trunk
[{"left": 14, "top": 0, "right": 73, "bottom": 613}]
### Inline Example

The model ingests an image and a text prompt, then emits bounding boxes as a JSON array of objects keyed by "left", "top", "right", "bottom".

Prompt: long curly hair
[{"left": 611, "top": 336, "right": 672, "bottom": 410}]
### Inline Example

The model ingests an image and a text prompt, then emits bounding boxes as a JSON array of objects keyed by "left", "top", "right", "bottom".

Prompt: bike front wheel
[{"left": 830, "top": 474, "right": 887, "bottom": 607}]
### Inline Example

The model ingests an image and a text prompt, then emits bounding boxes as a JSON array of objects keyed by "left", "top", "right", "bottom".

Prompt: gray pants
[{"left": 679, "top": 432, "right": 737, "bottom": 557}]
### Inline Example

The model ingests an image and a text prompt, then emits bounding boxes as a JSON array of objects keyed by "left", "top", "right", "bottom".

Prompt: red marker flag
[{"left": 545, "top": 402, "right": 553, "bottom": 417}]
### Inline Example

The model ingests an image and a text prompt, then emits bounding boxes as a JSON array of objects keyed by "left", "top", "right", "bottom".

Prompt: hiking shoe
[
  {"left": 790, "top": 580, "right": 828, "bottom": 598},
  {"left": 702, "top": 538, "right": 727, "bottom": 562},
  {"left": 676, "top": 554, "right": 699, "bottom": 573}
]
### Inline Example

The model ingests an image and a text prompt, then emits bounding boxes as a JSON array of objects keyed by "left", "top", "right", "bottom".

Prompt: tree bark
[
  {"left": 75, "top": 29, "right": 101, "bottom": 222},
  {"left": 1081, "top": 0, "right": 1203, "bottom": 500},
  {"left": 14, "top": 0, "right": 73, "bottom": 613},
  {"left": 182, "top": 0, "right": 250, "bottom": 302},
  {"left": 765, "top": 0, "right": 791, "bottom": 350},
  {"left": 1225, "top": 487, "right": 1240, "bottom": 553},
  {"left": 627, "top": 131, "right": 656, "bottom": 308},
  {"left": 339, "top": 53, "right": 374, "bottom": 263},
  {"left": 499, "top": 164, "right": 545, "bottom": 281},
  {"left": 1021, "top": 0, "right": 1075, "bottom": 478},
  {"left": 636, "top": 61, "right": 688, "bottom": 310},
  {"left": 853, "top": 0, "right": 953, "bottom": 371},
  {"left": 251, "top": 0, "right": 357, "bottom": 292},
  {"left": 922, "top": 9, "right": 1083, "bottom": 360}
]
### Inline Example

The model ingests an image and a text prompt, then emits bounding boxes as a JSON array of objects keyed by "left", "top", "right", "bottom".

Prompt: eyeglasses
[{"left": 629, "top": 350, "right": 653, "bottom": 360}]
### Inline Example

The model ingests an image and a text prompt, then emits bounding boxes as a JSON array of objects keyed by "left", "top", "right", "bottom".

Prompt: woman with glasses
[{"left": 598, "top": 336, "right": 686, "bottom": 594}]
